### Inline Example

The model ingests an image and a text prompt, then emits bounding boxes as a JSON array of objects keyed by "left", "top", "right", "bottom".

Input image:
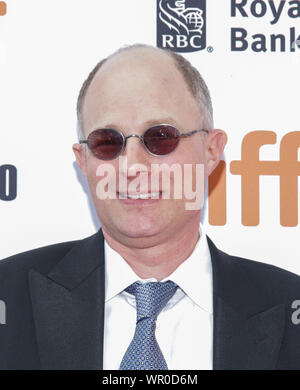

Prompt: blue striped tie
[{"left": 119, "top": 280, "right": 178, "bottom": 370}]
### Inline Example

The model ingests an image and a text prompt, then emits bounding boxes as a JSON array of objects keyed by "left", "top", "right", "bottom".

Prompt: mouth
[
  {"left": 117, "top": 191, "right": 163, "bottom": 204},
  {"left": 118, "top": 191, "right": 162, "bottom": 199}
]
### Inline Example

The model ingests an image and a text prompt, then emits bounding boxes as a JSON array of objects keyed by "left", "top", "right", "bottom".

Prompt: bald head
[{"left": 76, "top": 44, "right": 213, "bottom": 140}]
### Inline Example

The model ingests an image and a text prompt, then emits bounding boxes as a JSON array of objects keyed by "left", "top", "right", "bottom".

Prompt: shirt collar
[{"left": 104, "top": 223, "right": 213, "bottom": 314}]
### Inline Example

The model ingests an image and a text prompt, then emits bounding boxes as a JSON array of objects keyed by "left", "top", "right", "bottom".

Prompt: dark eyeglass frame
[{"left": 79, "top": 124, "right": 209, "bottom": 160}]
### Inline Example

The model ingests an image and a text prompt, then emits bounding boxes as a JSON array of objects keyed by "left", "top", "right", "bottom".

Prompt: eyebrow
[
  {"left": 143, "top": 117, "right": 181, "bottom": 128},
  {"left": 98, "top": 117, "right": 181, "bottom": 131}
]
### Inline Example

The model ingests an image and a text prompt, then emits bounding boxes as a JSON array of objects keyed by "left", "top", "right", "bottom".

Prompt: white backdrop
[{"left": 0, "top": 0, "right": 300, "bottom": 275}]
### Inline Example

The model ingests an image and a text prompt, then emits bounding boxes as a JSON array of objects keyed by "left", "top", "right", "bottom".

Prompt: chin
[
  {"left": 124, "top": 225, "right": 159, "bottom": 237},
  {"left": 117, "top": 221, "right": 163, "bottom": 240}
]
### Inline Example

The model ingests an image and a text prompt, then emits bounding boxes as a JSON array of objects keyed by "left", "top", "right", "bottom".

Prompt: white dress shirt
[{"left": 103, "top": 224, "right": 213, "bottom": 370}]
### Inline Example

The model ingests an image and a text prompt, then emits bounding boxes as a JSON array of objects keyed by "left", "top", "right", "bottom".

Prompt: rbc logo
[{"left": 157, "top": 0, "right": 206, "bottom": 52}]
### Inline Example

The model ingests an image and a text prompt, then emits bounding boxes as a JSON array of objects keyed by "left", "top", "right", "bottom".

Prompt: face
[{"left": 73, "top": 48, "right": 225, "bottom": 248}]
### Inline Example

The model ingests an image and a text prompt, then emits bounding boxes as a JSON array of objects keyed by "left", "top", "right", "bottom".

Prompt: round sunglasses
[{"left": 79, "top": 124, "right": 209, "bottom": 160}]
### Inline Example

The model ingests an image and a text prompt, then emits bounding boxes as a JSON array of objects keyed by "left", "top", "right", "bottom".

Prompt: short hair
[{"left": 76, "top": 43, "right": 214, "bottom": 140}]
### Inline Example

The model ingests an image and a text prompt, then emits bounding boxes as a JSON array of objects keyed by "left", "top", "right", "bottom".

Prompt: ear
[
  {"left": 205, "top": 129, "right": 227, "bottom": 176},
  {"left": 73, "top": 143, "right": 87, "bottom": 176}
]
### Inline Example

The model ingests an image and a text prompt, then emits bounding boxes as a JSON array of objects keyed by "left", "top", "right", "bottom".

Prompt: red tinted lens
[
  {"left": 143, "top": 125, "right": 180, "bottom": 155},
  {"left": 87, "top": 129, "right": 124, "bottom": 160}
]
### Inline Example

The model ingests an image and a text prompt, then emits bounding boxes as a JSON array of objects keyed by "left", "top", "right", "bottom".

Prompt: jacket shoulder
[
  {"left": 233, "top": 253, "right": 300, "bottom": 288},
  {"left": 213, "top": 240, "right": 300, "bottom": 301}
]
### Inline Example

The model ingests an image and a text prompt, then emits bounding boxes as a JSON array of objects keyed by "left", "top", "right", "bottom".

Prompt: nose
[
  {"left": 121, "top": 134, "right": 153, "bottom": 165},
  {"left": 118, "top": 134, "right": 153, "bottom": 189}
]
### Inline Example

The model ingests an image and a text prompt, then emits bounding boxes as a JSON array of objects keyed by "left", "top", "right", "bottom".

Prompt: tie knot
[{"left": 125, "top": 280, "right": 178, "bottom": 321}]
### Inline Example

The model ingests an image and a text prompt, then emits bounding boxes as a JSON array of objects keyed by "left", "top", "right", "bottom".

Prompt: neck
[{"left": 102, "top": 218, "right": 201, "bottom": 281}]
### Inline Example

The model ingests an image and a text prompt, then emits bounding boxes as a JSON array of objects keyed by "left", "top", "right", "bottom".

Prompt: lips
[{"left": 117, "top": 192, "right": 162, "bottom": 200}]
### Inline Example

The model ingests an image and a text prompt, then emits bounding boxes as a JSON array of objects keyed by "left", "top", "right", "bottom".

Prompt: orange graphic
[
  {"left": 208, "top": 132, "right": 228, "bottom": 226},
  {"left": 209, "top": 160, "right": 226, "bottom": 226},
  {"left": 0, "top": 2, "right": 6, "bottom": 16},
  {"left": 229, "top": 131, "right": 300, "bottom": 227}
]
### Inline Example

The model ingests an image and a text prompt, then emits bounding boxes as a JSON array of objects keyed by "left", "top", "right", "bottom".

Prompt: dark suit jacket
[{"left": 0, "top": 228, "right": 300, "bottom": 370}]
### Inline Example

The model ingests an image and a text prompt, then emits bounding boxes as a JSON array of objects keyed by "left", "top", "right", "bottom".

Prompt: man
[{"left": 1, "top": 43, "right": 300, "bottom": 370}]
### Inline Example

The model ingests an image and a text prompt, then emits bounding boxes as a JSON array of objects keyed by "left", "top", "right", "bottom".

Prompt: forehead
[{"left": 81, "top": 48, "right": 202, "bottom": 133}]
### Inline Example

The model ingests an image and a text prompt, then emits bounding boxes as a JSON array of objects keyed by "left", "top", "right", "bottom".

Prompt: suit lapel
[
  {"left": 207, "top": 237, "right": 286, "bottom": 370},
  {"left": 28, "top": 229, "right": 106, "bottom": 370},
  {"left": 28, "top": 229, "right": 286, "bottom": 370}
]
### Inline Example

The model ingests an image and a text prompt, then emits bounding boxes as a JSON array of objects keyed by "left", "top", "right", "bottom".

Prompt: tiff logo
[
  {"left": 0, "top": 1, "right": 6, "bottom": 16},
  {"left": 209, "top": 131, "right": 300, "bottom": 227},
  {"left": 157, "top": 0, "right": 206, "bottom": 52},
  {"left": 230, "top": 131, "right": 300, "bottom": 226},
  {"left": 0, "top": 164, "right": 17, "bottom": 201}
]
